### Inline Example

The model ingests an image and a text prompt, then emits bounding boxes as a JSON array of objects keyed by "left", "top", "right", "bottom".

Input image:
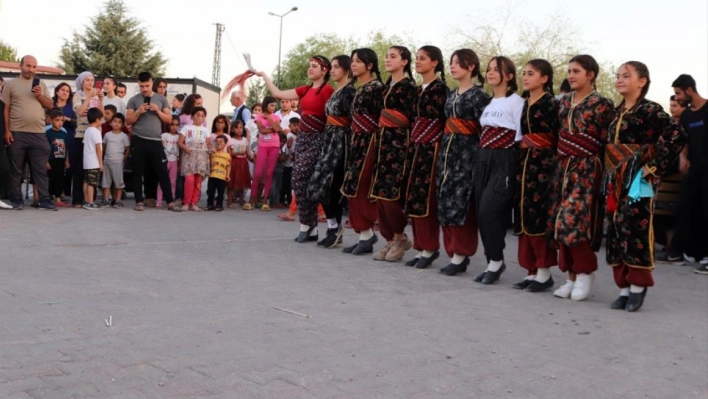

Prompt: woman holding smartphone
[{"left": 71, "top": 71, "right": 103, "bottom": 207}]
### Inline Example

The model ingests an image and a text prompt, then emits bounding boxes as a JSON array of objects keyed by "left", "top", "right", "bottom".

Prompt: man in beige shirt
[{"left": 2, "top": 55, "right": 55, "bottom": 210}]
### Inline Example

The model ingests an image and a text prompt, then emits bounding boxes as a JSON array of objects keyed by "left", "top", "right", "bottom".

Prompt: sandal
[
  {"left": 277, "top": 213, "right": 295, "bottom": 221},
  {"left": 134, "top": 203, "right": 144, "bottom": 211},
  {"left": 261, "top": 204, "right": 271, "bottom": 211},
  {"left": 167, "top": 204, "right": 182, "bottom": 212},
  {"left": 242, "top": 203, "right": 253, "bottom": 210}
]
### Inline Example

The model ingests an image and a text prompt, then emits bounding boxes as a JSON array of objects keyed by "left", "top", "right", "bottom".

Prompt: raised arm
[{"left": 254, "top": 72, "right": 299, "bottom": 101}]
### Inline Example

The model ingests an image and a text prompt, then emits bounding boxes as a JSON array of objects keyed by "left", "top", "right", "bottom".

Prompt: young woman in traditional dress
[
  {"left": 255, "top": 56, "right": 335, "bottom": 243},
  {"left": 512, "top": 59, "right": 560, "bottom": 292},
  {"left": 340, "top": 48, "right": 385, "bottom": 255},
  {"left": 472, "top": 56, "right": 525, "bottom": 284},
  {"left": 548, "top": 55, "right": 615, "bottom": 301},
  {"left": 370, "top": 46, "right": 418, "bottom": 262},
  {"left": 308, "top": 55, "right": 357, "bottom": 248},
  {"left": 437, "top": 49, "right": 490, "bottom": 276},
  {"left": 605, "top": 61, "right": 686, "bottom": 311},
  {"left": 403, "top": 45, "right": 448, "bottom": 269}
]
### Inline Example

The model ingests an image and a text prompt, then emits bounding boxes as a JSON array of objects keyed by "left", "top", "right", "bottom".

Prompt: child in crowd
[
  {"left": 100, "top": 113, "right": 130, "bottom": 208},
  {"left": 158, "top": 115, "right": 180, "bottom": 207},
  {"left": 83, "top": 108, "right": 104, "bottom": 210},
  {"left": 228, "top": 120, "right": 251, "bottom": 208},
  {"left": 206, "top": 135, "right": 231, "bottom": 211},
  {"left": 45, "top": 109, "right": 70, "bottom": 207},
  {"left": 101, "top": 104, "right": 130, "bottom": 136},
  {"left": 282, "top": 117, "right": 299, "bottom": 206},
  {"left": 270, "top": 133, "right": 288, "bottom": 208},
  {"left": 172, "top": 93, "right": 185, "bottom": 115},
  {"left": 209, "top": 114, "right": 233, "bottom": 152},
  {"left": 178, "top": 107, "right": 210, "bottom": 211}
]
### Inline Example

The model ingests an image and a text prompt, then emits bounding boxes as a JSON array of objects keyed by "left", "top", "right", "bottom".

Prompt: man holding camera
[
  {"left": 2, "top": 55, "right": 55, "bottom": 210},
  {"left": 125, "top": 71, "right": 180, "bottom": 212}
]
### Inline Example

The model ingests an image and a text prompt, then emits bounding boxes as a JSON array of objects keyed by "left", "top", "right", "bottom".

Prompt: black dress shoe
[
  {"left": 626, "top": 288, "right": 647, "bottom": 312},
  {"left": 525, "top": 277, "right": 554, "bottom": 292},
  {"left": 342, "top": 243, "right": 358, "bottom": 253},
  {"left": 319, "top": 227, "right": 341, "bottom": 248},
  {"left": 404, "top": 257, "right": 420, "bottom": 267},
  {"left": 439, "top": 257, "right": 469, "bottom": 276},
  {"left": 295, "top": 227, "right": 317, "bottom": 243},
  {"left": 512, "top": 279, "right": 534, "bottom": 290},
  {"left": 610, "top": 295, "right": 629, "bottom": 310},
  {"left": 473, "top": 272, "right": 487, "bottom": 282},
  {"left": 415, "top": 251, "right": 440, "bottom": 269},
  {"left": 352, "top": 234, "right": 378, "bottom": 255},
  {"left": 481, "top": 263, "right": 506, "bottom": 285}
]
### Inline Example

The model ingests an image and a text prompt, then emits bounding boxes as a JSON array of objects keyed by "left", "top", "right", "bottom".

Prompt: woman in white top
[{"left": 473, "top": 56, "right": 525, "bottom": 285}]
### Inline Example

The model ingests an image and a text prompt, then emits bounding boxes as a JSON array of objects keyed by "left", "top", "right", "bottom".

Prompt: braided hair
[
  {"left": 385, "top": 46, "right": 414, "bottom": 85},
  {"left": 350, "top": 48, "right": 382, "bottom": 84},
  {"left": 525, "top": 58, "right": 555, "bottom": 96},
  {"left": 418, "top": 45, "right": 446, "bottom": 85},
  {"left": 309, "top": 55, "right": 332, "bottom": 94},
  {"left": 451, "top": 49, "right": 485, "bottom": 85}
]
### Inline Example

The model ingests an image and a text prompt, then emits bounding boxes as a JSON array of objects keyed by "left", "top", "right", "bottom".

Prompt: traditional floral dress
[{"left": 605, "top": 99, "right": 686, "bottom": 269}]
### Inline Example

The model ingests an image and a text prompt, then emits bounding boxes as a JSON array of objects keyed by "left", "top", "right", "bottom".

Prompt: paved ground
[{"left": 1, "top": 199, "right": 706, "bottom": 399}]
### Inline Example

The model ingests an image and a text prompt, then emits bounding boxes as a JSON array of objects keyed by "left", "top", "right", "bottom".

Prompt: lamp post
[{"left": 268, "top": 6, "right": 298, "bottom": 86}]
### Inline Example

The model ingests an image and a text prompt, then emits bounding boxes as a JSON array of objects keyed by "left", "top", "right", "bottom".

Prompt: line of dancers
[{"left": 253, "top": 47, "right": 687, "bottom": 312}]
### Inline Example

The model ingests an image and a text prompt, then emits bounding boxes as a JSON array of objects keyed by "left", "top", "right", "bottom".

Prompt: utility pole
[
  {"left": 212, "top": 23, "right": 225, "bottom": 86},
  {"left": 268, "top": 7, "right": 298, "bottom": 87}
]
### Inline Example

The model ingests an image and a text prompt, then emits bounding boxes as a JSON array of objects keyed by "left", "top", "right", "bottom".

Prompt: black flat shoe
[
  {"left": 439, "top": 257, "right": 469, "bottom": 276},
  {"left": 415, "top": 251, "right": 440, "bottom": 269},
  {"left": 525, "top": 277, "right": 554, "bottom": 292},
  {"left": 342, "top": 243, "right": 358, "bottom": 254},
  {"left": 610, "top": 295, "right": 629, "bottom": 310},
  {"left": 626, "top": 288, "right": 647, "bottom": 312},
  {"left": 404, "top": 257, "right": 420, "bottom": 267},
  {"left": 295, "top": 227, "right": 317, "bottom": 243},
  {"left": 481, "top": 263, "right": 506, "bottom": 285},
  {"left": 352, "top": 234, "right": 378, "bottom": 255},
  {"left": 512, "top": 279, "right": 534, "bottom": 290},
  {"left": 473, "top": 272, "right": 487, "bottom": 282}
]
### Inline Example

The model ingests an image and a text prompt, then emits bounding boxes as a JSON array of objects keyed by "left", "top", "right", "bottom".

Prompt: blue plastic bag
[{"left": 627, "top": 172, "right": 653, "bottom": 204}]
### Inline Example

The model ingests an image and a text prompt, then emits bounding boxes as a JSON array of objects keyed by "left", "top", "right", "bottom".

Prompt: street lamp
[{"left": 268, "top": 6, "right": 298, "bottom": 86}]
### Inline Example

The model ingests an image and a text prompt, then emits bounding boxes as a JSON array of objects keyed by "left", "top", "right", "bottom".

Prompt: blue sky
[{"left": 1, "top": 0, "right": 706, "bottom": 109}]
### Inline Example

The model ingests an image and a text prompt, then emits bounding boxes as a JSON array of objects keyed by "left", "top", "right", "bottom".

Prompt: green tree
[
  {"left": 246, "top": 80, "right": 268, "bottom": 108},
  {"left": 274, "top": 33, "right": 355, "bottom": 89},
  {"left": 58, "top": 0, "right": 167, "bottom": 76},
  {"left": 0, "top": 40, "right": 18, "bottom": 62}
]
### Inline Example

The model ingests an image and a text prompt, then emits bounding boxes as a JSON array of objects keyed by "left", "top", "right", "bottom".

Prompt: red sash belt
[
  {"left": 352, "top": 113, "right": 378, "bottom": 134},
  {"left": 443, "top": 118, "right": 479, "bottom": 135},
  {"left": 299, "top": 114, "right": 326, "bottom": 133},
  {"left": 521, "top": 133, "right": 556, "bottom": 149},
  {"left": 480, "top": 126, "right": 516, "bottom": 149},
  {"left": 557, "top": 130, "right": 602, "bottom": 157},
  {"left": 411, "top": 117, "right": 444, "bottom": 144},
  {"left": 378, "top": 109, "right": 411, "bottom": 128},
  {"left": 326, "top": 115, "right": 351, "bottom": 127}
]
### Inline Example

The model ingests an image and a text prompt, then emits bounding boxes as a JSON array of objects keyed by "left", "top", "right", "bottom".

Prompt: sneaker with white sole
[
  {"left": 554, "top": 280, "right": 575, "bottom": 298},
  {"left": 694, "top": 264, "right": 708, "bottom": 275},
  {"left": 570, "top": 273, "right": 595, "bottom": 301}
]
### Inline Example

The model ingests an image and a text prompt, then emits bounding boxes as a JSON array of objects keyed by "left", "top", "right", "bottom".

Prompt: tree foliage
[
  {"left": 58, "top": 0, "right": 167, "bottom": 77},
  {"left": 0, "top": 40, "right": 18, "bottom": 62}
]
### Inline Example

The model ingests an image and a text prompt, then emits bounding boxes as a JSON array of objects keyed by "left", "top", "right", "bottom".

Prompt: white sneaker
[
  {"left": 553, "top": 280, "right": 575, "bottom": 298},
  {"left": 0, "top": 200, "right": 12, "bottom": 209},
  {"left": 570, "top": 273, "right": 595, "bottom": 301}
]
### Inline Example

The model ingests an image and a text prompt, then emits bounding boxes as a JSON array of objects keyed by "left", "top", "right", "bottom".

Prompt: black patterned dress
[
  {"left": 436, "top": 86, "right": 490, "bottom": 257},
  {"left": 605, "top": 99, "right": 686, "bottom": 287},
  {"left": 341, "top": 79, "right": 385, "bottom": 232},
  {"left": 308, "top": 84, "right": 356, "bottom": 205},
  {"left": 514, "top": 93, "right": 560, "bottom": 270},
  {"left": 547, "top": 91, "right": 615, "bottom": 274},
  {"left": 405, "top": 79, "right": 448, "bottom": 251}
]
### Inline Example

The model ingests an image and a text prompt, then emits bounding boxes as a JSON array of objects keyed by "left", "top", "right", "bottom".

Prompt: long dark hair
[
  {"left": 350, "top": 48, "right": 382, "bottom": 84},
  {"left": 488, "top": 56, "right": 518, "bottom": 96},
  {"left": 524, "top": 58, "right": 555, "bottom": 97},
  {"left": 569, "top": 54, "right": 600, "bottom": 89},
  {"left": 418, "top": 45, "right": 446, "bottom": 85},
  {"left": 211, "top": 115, "right": 230, "bottom": 134},
  {"left": 450, "top": 49, "right": 485, "bottom": 85},
  {"left": 52, "top": 82, "right": 74, "bottom": 104},
  {"left": 261, "top": 96, "right": 277, "bottom": 114},
  {"left": 620, "top": 61, "right": 651, "bottom": 107},
  {"left": 309, "top": 55, "right": 331, "bottom": 94},
  {"left": 179, "top": 94, "right": 202, "bottom": 116},
  {"left": 152, "top": 77, "right": 168, "bottom": 95},
  {"left": 385, "top": 46, "right": 414, "bottom": 85}
]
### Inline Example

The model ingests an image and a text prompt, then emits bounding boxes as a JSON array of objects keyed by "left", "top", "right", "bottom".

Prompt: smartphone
[
  {"left": 143, "top": 96, "right": 151, "bottom": 105},
  {"left": 95, "top": 80, "right": 104, "bottom": 91},
  {"left": 32, "top": 77, "right": 40, "bottom": 90}
]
